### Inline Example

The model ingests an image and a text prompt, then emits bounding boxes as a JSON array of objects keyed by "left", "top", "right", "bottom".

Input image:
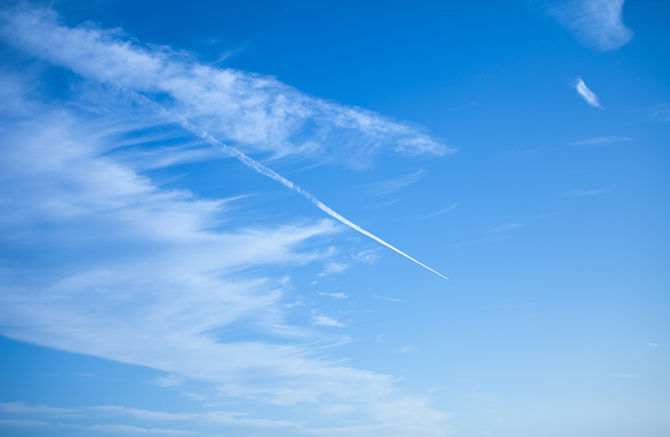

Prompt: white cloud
[
  {"left": 0, "top": 400, "right": 454, "bottom": 436},
  {"left": 0, "top": 85, "right": 451, "bottom": 437},
  {"left": 0, "top": 99, "right": 360, "bottom": 409},
  {"left": 318, "top": 292, "right": 348, "bottom": 300},
  {"left": 318, "top": 261, "right": 351, "bottom": 277},
  {"left": 372, "top": 295, "right": 406, "bottom": 303},
  {"left": 320, "top": 404, "right": 357, "bottom": 415},
  {"left": 365, "top": 169, "right": 426, "bottom": 195},
  {"left": 566, "top": 189, "right": 607, "bottom": 197},
  {"left": 92, "top": 406, "right": 300, "bottom": 429},
  {"left": 155, "top": 375, "right": 187, "bottom": 388},
  {"left": 571, "top": 136, "right": 630, "bottom": 145},
  {"left": 84, "top": 424, "right": 196, "bottom": 435},
  {"left": 0, "top": 6, "right": 454, "bottom": 435},
  {"left": 303, "top": 396, "right": 454, "bottom": 437},
  {"left": 311, "top": 312, "right": 345, "bottom": 327},
  {"left": 574, "top": 78, "right": 602, "bottom": 108},
  {"left": 417, "top": 203, "right": 458, "bottom": 219},
  {"left": 0, "top": 7, "right": 452, "bottom": 170},
  {"left": 549, "top": 0, "right": 633, "bottom": 51},
  {"left": 490, "top": 223, "right": 523, "bottom": 232},
  {"left": 648, "top": 343, "right": 658, "bottom": 347},
  {"left": 0, "top": 402, "right": 77, "bottom": 416},
  {"left": 352, "top": 250, "right": 380, "bottom": 264},
  {"left": 0, "top": 419, "right": 51, "bottom": 427}
]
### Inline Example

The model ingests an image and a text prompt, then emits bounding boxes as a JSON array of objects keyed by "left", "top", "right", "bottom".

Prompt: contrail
[{"left": 135, "top": 93, "right": 448, "bottom": 280}]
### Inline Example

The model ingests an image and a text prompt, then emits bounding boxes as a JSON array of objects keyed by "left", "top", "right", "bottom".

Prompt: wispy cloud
[
  {"left": 0, "top": 403, "right": 77, "bottom": 416},
  {"left": 83, "top": 425, "right": 196, "bottom": 435},
  {"left": 648, "top": 343, "right": 658, "bottom": 347},
  {"left": 0, "top": 400, "right": 453, "bottom": 437},
  {"left": 574, "top": 78, "right": 602, "bottom": 108},
  {"left": 92, "top": 405, "right": 300, "bottom": 429},
  {"left": 566, "top": 189, "right": 607, "bottom": 197},
  {"left": 352, "top": 249, "right": 380, "bottom": 264},
  {"left": 372, "top": 295, "right": 406, "bottom": 303},
  {"left": 365, "top": 169, "right": 426, "bottom": 195},
  {"left": 0, "top": 7, "right": 452, "bottom": 168},
  {"left": 0, "top": 419, "right": 50, "bottom": 427},
  {"left": 490, "top": 223, "right": 524, "bottom": 232},
  {"left": 0, "top": 5, "right": 454, "bottom": 435},
  {"left": 320, "top": 404, "right": 357, "bottom": 415},
  {"left": 0, "top": 92, "right": 449, "bottom": 429},
  {"left": 318, "top": 261, "right": 351, "bottom": 277},
  {"left": 311, "top": 312, "right": 345, "bottom": 327},
  {"left": 571, "top": 136, "right": 630, "bottom": 146},
  {"left": 417, "top": 203, "right": 459, "bottom": 219},
  {"left": 318, "top": 292, "right": 348, "bottom": 300},
  {"left": 549, "top": 0, "right": 633, "bottom": 51}
]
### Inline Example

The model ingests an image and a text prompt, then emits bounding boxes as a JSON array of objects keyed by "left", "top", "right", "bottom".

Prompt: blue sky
[{"left": 0, "top": 1, "right": 668, "bottom": 436}]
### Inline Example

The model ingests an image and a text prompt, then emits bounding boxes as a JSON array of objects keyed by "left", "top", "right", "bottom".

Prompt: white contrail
[
  {"left": 182, "top": 120, "right": 449, "bottom": 280},
  {"left": 131, "top": 92, "right": 448, "bottom": 279}
]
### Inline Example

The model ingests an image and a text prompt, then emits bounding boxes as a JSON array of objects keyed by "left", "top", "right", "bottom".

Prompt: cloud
[
  {"left": 318, "top": 261, "right": 351, "bottom": 277},
  {"left": 0, "top": 95, "right": 359, "bottom": 406},
  {"left": 169, "top": 105, "right": 448, "bottom": 280},
  {"left": 610, "top": 374, "right": 638, "bottom": 379},
  {"left": 0, "top": 403, "right": 77, "bottom": 416},
  {"left": 0, "top": 6, "right": 454, "bottom": 435},
  {"left": 566, "top": 189, "right": 606, "bottom": 197},
  {"left": 417, "top": 203, "right": 458, "bottom": 219},
  {"left": 320, "top": 404, "right": 357, "bottom": 415},
  {"left": 0, "top": 402, "right": 302, "bottom": 432},
  {"left": 574, "top": 78, "right": 602, "bottom": 108},
  {"left": 311, "top": 312, "right": 345, "bottom": 327},
  {"left": 490, "top": 223, "right": 524, "bottom": 232},
  {"left": 92, "top": 406, "right": 300, "bottom": 429},
  {"left": 352, "top": 250, "right": 380, "bottom": 264},
  {"left": 0, "top": 400, "right": 453, "bottom": 437},
  {"left": 84, "top": 424, "right": 196, "bottom": 435},
  {"left": 372, "top": 295, "right": 406, "bottom": 303},
  {"left": 549, "top": 0, "right": 633, "bottom": 51},
  {"left": 318, "top": 292, "right": 348, "bottom": 300},
  {"left": 0, "top": 419, "right": 51, "bottom": 427},
  {"left": 365, "top": 169, "right": 426, "bottom": 195},
  {"left": 648, "top": 343, "right": 658, "bottom": 347},
  {"left": 571, "top": 136, "right": 630, "bottom": 146},
  {"left": 0, "top": 6, "right": 452, "bottom": 169},
  {"left": 303, "top": 397, "right": 454, "bottom": 437},
  {"left": 155, "top": 375, "right": 187, "bottom": 388},
  {"left": 0, "top": 85, "right": 448, "bottom": 429}
]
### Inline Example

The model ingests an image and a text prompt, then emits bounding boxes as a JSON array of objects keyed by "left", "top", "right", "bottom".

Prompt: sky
[{"left": 0, "top": 0, "right": 668, "bottom": 436}]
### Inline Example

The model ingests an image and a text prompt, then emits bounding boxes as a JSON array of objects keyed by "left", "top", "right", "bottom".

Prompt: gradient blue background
[{"left": 1, "top": 1, "right": 668, "bottom": 436}]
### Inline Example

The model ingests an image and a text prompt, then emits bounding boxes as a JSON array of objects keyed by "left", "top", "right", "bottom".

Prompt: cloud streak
[
  {"left": 0, "top": 5, "right": 453, "bottom": 435},
  {"left": 170, "top": 111, "right": 448, "bottom": 280},
  {"left": 0, "top": 7, "right": 448, "bottom": 280},
  {"left": 365, "top": 169, "right": 426, "bottom": 195},
  {"left": 0, "top": 81, "right": 450, "bottom": 435},
  {"left": 0, "top": 6, "right": 452, "bottom": 168},
  {"left": 372, "top": 295, "right": 406, "bottom": 303},
  {"left": 549, "top": 0, "right": 633, "bottom": 51},
  {"left": 566, "top": 189, "right": 606, "bottom": 197},
  {"left": 574, "top": 78, "right": 602, "bottom": 108},
  {"left": 571, "top": 136, "right": 630, "bottom": 146}
]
